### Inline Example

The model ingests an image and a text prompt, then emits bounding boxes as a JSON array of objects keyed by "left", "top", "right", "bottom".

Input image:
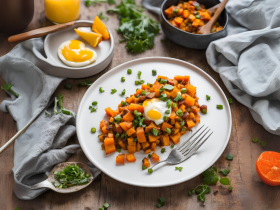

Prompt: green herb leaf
[
  {"left": 220, "top": 177, "right": 230, "bottom": 185},
  {"left": 259, "top": 141, "right": 266, "bottom": 147},
  {"left": 15, "top": 206, "right": 19, "bottom": 210},
  {"left": 159, "top": 93, "right": 169, "bottom": 101},
  {"left": 229, "top": 186, "right": 233, "bottom": 190},
  {"left": 121, "top": 77, "right": 125, "bottom": 82},
  {"left": 98, "top": 12, "right": 109, "bottom": 20},
  {"left": 202, "top": 166, "right": 219, "bottom": 185},
  {"left": 152, "top": 69, "right": 157, "bottom": 76},
  {"left": 217, "top": 104, "right": 223, "bottom": 110},
  {"left": 163, "top": 84, "right": 174, "bottom": 90},
  {"left": 120, "top": 89, "right": 126, "bottom": 96},
  {"left": 78, "top": 79, "right": 93, "bottom": 87},
  {"left": 158, "top": 197, "right": 165, "bottom": 206},
  {"left": 111, "top": 88, "right": 117, "bottom": 94},
  {"left": 1, "top": 83, "right": 19, "bottom": 98},
  {"left": 206, "top": 95, "right": 210, "bottom": 101},
  {"left": 174, "top": 93, "right": 184, "bottom": 102},
  {"left": 137, "top": 71, "right": 142, "bottom": 79},
  {"left": 252, "top": 138, "right": 258, "bottom": 143},
  {"left": 175, "top": 167, "right": 183, "bottom": 172},
  {"left": 64, "top": 83, "right": 72, "bottom": 90},
  {"left": 99, "top": 87, "right": 105, "bottom": 93},
  {"left": 161, "top": 148, "right": 165, "bottom": 153},
  {"left": 226, "top": 154, "right": 233, "bottom": 160},
  {"left": 152, "top": 128, "right": 159, "bottom": 136},
  {"left": 219, "top": 167, "right": 230, "bottom": 176},
  {"left": 53, "top": 93, "right": 73, "bottom": 116},
  {"left": 85, "top": 0, "right": 115, "bottom": 6},
  {"left": 228, "top": 98, "right": 233, "bottom": 105},
  {"left": 103, "top": 203, "right": 110, "bottom": 208}
]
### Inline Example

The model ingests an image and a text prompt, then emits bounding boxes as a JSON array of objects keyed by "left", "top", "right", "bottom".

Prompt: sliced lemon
[{"left": 74, "top": 27, "right": 102, "bottom": 48}]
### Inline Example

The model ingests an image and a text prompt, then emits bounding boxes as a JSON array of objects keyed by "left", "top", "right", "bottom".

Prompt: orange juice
[{"left": 45, "top": 0, "right": 80, "bottom": 24}]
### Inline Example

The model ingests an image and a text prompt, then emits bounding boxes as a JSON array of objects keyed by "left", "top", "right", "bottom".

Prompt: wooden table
[{"left": 1, "top": 1, "right": 279, "bottom": 209}]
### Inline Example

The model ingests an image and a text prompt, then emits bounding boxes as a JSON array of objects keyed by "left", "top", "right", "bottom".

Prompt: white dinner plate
[{"left": 76, "top": 57, "right": 232, "bottom": 187}]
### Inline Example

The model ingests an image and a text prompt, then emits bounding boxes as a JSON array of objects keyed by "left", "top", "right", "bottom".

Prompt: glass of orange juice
[{"left": 45, "top": 0, "right": 80, "bottom": 24}]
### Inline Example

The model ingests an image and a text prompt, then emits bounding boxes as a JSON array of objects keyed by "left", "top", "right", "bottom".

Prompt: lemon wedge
[{"left": 74, "top": 27, "right": 102, "bottom": 48}]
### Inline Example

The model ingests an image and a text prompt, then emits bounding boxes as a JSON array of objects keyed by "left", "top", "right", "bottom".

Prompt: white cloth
[
  {"left": 0, "top": 38, "right": 100, "bottom": 200},
  {"left": 206, "top": 0, "right": 280, "bottom": 135}
]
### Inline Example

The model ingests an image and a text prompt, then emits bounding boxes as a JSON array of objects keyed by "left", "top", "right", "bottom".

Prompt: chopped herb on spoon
[{"left": 53, "top": 164, "right": 90, "bottom": 188}]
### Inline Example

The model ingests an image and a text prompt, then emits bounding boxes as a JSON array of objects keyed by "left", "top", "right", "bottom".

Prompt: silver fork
[{"left": 151, "top": 125, "right": 213, "bottom": 171}]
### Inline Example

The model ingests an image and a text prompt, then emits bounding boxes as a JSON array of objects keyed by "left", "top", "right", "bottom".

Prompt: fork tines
[{"left": 177, "top": 125, "right": 213, "bottom": 156}]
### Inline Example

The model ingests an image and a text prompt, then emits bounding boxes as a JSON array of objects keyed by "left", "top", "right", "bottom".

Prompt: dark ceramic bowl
[{"left": 159, "top": 0, "right": 228, "bottom": 49}]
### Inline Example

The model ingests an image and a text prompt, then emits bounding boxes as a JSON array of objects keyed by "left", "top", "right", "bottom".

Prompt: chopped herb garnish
[
  {"left": 163, "top": 84, "right": 174, "bottom": 90},
  {"left": 92, "top": 101, "right": 98, "bottom": 106},
  {"left": 91, "top": 127, "right": 96, "bottom": 133},
  {"left": 120, "top": 89, "right": 126, "bottom": 96},
  {"left": 160, "top": 79, "right": 167, "bottom": 84},
  {"left": 148, "top": 154, "right": 152, "bottom": 158},
  {"left": 98, "top": 12, "right": 109, "bottom": 20},
  {"left": 103, "top": 203, "right": 110, "bottom": 208},
  {"left": 159, "top": 87, "right": 164, "bottom": 92},
  {"left": 165, "top": 110, "right": 170, "bottom": 114},
  {"left": 64, "top": 83, "right": 72, "bottom": 90},
  {"left": 114, "top": 115, "right": 122, "bottom": 122},
  {"left": 259, "top": 141, "right": 266, "bottom": 147},
  {"left": 219, "top": 177, "right": 230, "bottom": 185},
  {"left": 163, "top": 116, "right": 168, "bottom": 121},
  {"left": 173, "top": 8, "right": 178, "bottom": 14},
  {"left": 157, "top": 197, "right": 165, "bottom": 207},
  {"left": 206, "top": 95, "right": 211, "bottom": 101},
  {"left": 53, "top": 164, "right": 90, "bottom": 188},
  {"left": 121, "top": 101, "right": 126, "bottom": 106},
  {"left": 195, "top": 15, "right": 201, "bottom": 19},
  {"left": 152, "top": 128, "right": 159, "bottom": 136},
  {"left": 142, "top": 165, "right": 147, "bottom": 170},
  {"left": 171, "top": 145, "right": 174, "bottom": 148},
  {"left": 202, "top": 109, "right": 207, "bottom": 114},
  {"left": 161, "top": 148, "right": 166, "bottom": 153},
  {"left": 166, "top": 100, "right": 172, "bottom": 108},
  {"left": 115, "top": 133, "right": 120, "bottom": 138},
  {"left": 133, "top": 120, "right": 139, "bottom": 127},
  {"left": 152, "top": 70, "right": 157, "bottom": 76},
  {"left": 166, "top": 128, "right": 171, "bottom": 134},
  {"left": 176, "top": 109, "right": 183, "bottom": 117},
  {"left": 137, "top": 71, "right": 142, "bottom": 79},
  {"left": 228, "top": 98, "right": 232, "bottom": 105},
  {"left": 54, "top": 93, "right": 73, "bottom": 116},
  {"left": 111, "top": 88, "right": 117, "bottom": 94},
  {"left": 133, "top": 138, "right": 138, "bottom": 142},
  {"left": 175, "top": 167, "right": 183, "bottom": 172},
  {"left": 99, "top": 87, "right": 105, "bottom": 93},
  {"left": 134, "top": 110, "right": 142, "bottom": 117},
  {"left": 174, "top": 93, "right": 183, "bottom": 102},
  {"left": 173, "top": 103, "right": 177, "bottom": 108},
  {"left": 229, "top": 186, "right": 233, "bottom": 190},
  {"left": 135, "top": 80, "right": 145, "bottom": 85},
  {"left": 148, "top": 168, "right": 153, "bottom": 174},
  {"left": 159, "top": 93, "right": 169, "bottom": 101},
  {"left": 1, "top": 83, "right": 19, "bottom": 98},
  {"left": 219, "top": 167, "right": 230, "bottom": 176},
  {"left": 226, "top": 154, "right": 233, "bottom": 160},
  {"left": 78, "top": 79, "right": 93, "bottom": 87},
  {"left": 195, "top": 5, "right": 200, "bottom": 9},
  {"left": 141, "top": 90, "right": 146, "bottom": 95},
  {"left": 216, "top": 105, "right": 223, "bottom": 110},
  {"left": 252, "top": 138, "right": 258, "bottom": 143},
  {"left": 121, "top": 77, "right": 125, "bottom": 82},
  {"left": 181, "top": 88, "right": 187, "bottom": 93},
  {"left": 127, "top": 69, "right": 132, "bottom": 74},
  {"left": 180, "top": 121, "right": 185, "bottom": 127}
]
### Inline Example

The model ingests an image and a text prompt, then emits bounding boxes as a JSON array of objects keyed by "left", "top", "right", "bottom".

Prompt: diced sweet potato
[
  {"left": 126, "top": 127, "right": 136, "bottom": 136},
  {"left": 136, "top": 127, "right": 146, "bottom": 143},
  {"left": 145, "top": 149, "right": 151, "bottom": 154},
  {"left": 185, "top": 95, "right": 195, "bottom": 106},
  {"left": 104, "top": 137, "right": 114, "bottom": 146},
  {"left": 126, "top": 96, "right": 135, "bottom": 103},
  {"left": 123, "top": 111, "right": 134, "bottom": 122},
  {"left": 160, "top": 135, "right": 170, "bottom": 146},
  {"left": 151, "top": 143, "right": 156, "bottom": 151},
  {"left": 186, "top": 84, "right": 196, "bottom": 97},
  {"left": 119, "top": 122, "right": 133, "bottom": 131},
  {"left": 170, "top": 132, "right": 181, "bottom": 144},
  {"left": 192, "top": 19, "right": 201, "bottom": 28},
  {"left": 161, "top": 122, "right": 173, "bottom": 131},
  {"left": 118, "top": 141, "right": 126, "bottom": 150},
  {"left": 105, "top": 144, "right": 116, "bottom": 155},
  {"left": 126, "top": 153, "right": 136, "bottom": 162},
  {"left": 127, "top": 138, "right": 136, "bottom": 146},
  {"left": 116, "top": 154, "right": 125, "bottom": 164},
  {"left": 174, "top": 17, "right": 184, "bottom": 26},
  {"left": 170, "top": 86, "right": 179, "bottom": 98},
  {"left": 187, "top": 119, "right": 196, "bottom": 128},
  {"left": 141, "top": 142, "right": 150, "bottom": 150},
  {"left": 142, "top": 157, "right": 150, "bottom": 168},
  {"left": 145, "top": 122, "right": 157, "bottom": 133},
  {"left": 182, "top": 10, "right": 190, "bottom": 18},
  {"left": 136, "top": 142, "right": 141, "bottom": 151},
  {"left": 148, "top": 135, "right": 160, "bottom": 143},
  {"left": 151, "top": 152, "right": 159, "bottom": 161},
  {"left": 128, "top": 103, "right": 144, "bottom": 113},
  {"left": 127, "top": 145, "right": 136, "bottom": 153}
]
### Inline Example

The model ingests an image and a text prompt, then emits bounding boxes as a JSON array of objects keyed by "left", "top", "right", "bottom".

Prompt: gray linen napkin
[
  {"left": 0, "top": 38, "right": 100, "bottom": 200},
  {"left": 142, "top": 0, "right": 280, "bottom": 135},
  {"left": 206, "top": 0, "right": 280, "bottom": 135}
]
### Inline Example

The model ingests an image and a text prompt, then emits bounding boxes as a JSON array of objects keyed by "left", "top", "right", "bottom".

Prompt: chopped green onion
[
  {"left": 173, "top": 9, "right": 178, "bottom": 14},
  {"left": 120, "top": 89, "right": 126, "bottom": 96},
  {"left": 148, "top": 154, "right": 152, "bottom": 158},
  {"left": 161, "top": 148, "right": 165, "bottom": 153},
  {"left": 166, "top": 128, "right": 171, "bottom": 134},
  {"left": 152, "top": 69, "right": 157, "bottom": 76},
  {"left": 111, "top": 88, "right": 117, "bottom": 94},
  {"left": 181, "top": 88, "right": 187, "bottom": 93},
  {"left": 165, "top": 110, "right": 170, "bottom": 114},
  {"left": 180, "top": 121, "right": 185, "bottom": 127},
  {"left": 171, "top": 145, "right": 174, "bottom": 148},
  {"left": 117, "top": 148, "right": 121, "bottom": 153},
  {"left": 195, "top": 5, "right": 200, "bottom": 9},
  {"left": 99, "top": 87, "right": 105, "bottom": 93},
  {"left": 160, "top": 79, "right": 167, "bottom": 84},
  {"left": 152, "top": 128, "right": 159, "bottom": 136},
  {"left": 173, "top": 103, "right": 177, "bottom": 108},
  {"left": 137, "top": 71, "right": 142, "bottom": 79},
  {"left": 206, "top": 95, "right": 211, "bottom": 100},
  {"left": 121, "top": 101, "right": 126, "bottom": 106},
  {"left": 163, "top": 116, "right": 168, "bottom": 121},
  {"left": 142, "top": 166, "right": 147, "bottom": 170},
  {"left": 176, "top": 109, "right": 183, "bottom": 117},
  {"left": 127, "top": 69, "right": 132, "bottom": 74},
  {"left": 228, "top": 98, "right": 233, "bottom": 104},
  {"left": 195, "top": 15, "right": 201, "bottom": 19},
  {"left": 121, "top": 77, "right": 125, "bottom": 82},
  {"left": 114, "top": 115, "right": 122, "bottom": 122},
  {"left": 92, "top": 101, "right": 98, "bottom": 106},
  {"left": 115, "top": 133, "right": 120, "bottom": 138},
  {"left": 141, "top": 90, "right": 146, "bottom": 95},
  {"left": 217, "top": 105, "right": 223, "bottom": 110},
  {"left": 167, "top": 100, "right": 172, "bottom": 108}
]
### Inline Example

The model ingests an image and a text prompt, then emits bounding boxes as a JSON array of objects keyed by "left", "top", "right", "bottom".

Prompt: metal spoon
[
  {"left": 30, "top": 162, "right": 93, "bottom": 193},
  {"left": 199, "top": 0, "right": 228, "bottom": 35}
]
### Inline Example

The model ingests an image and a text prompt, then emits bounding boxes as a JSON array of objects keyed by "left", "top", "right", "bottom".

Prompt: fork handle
[{"left": 151, "top": 160, "right": 168, "bottom": 170}]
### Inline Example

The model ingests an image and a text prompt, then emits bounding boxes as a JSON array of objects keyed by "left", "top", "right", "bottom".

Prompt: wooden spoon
[
  {"left": 30, "top": 162, "right": 94, "bottom": 193},
  {"left": 199, "top": 0, "right": 228, "bottom": 35},
  {"left": 8, "top": 21, "right": 88, "bottom": 43}
]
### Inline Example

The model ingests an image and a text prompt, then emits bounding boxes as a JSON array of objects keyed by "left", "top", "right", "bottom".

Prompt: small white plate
[
  {"left": 42, "top": 20, "right": 114, "bottom": 78},
  {"left": 76, "top": 57, "right": 232, "bottom": 187}
]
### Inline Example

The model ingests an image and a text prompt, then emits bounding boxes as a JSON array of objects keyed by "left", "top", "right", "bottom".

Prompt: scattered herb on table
[
  {"left": 85, "top": 0, "right": 115, "bottom": 6},
  {"left": 107, "top": 0, "right": 160, "bottom": 53},
  {"left": 53, "top": 93, "right": 73, "bottom": 116},
  {"left": 99, "top": 87, "right": 105, "bottom": 93},
  {"left": 252, "top": 138, "right": 266, "bottom": 147},
  {"left": 219, "top": 177, "right": 230, "bottom": 185},
  {"left": 53, "top": 164, "right": 90, "bottom": 188},
  {"left": 1, "top": 83, "right": 19, "bottom": 98},
  {"left": 156, "top": 197, "right": 165, "bottom": 208},
  {"left": 64, "top": 83, "right": 72, "bottom": 90},
  {"left": 226, "top": 154, "right": 233, "bottom": 160},
  {"left": 111, "top": 88, "right": 117, "bottom": 94},
  {"left": 216, "top": 104, "right": 223, "bottom": 110},
  {"left": 229, "top": 186, "right": 233, "bottom": 190},
  {"left": 228, "top": 98, "right": 233, "bottom": 105},
  {"left": 15, "top": 206, "right": 19, "bottom": 210},
  {"left": 98, "top": 12, "right": 109, "bottom": 20},
  {"left": 78, "top": 79, "right": 93, "bottom": 87},
  {"left": 175, "top": 167, "right": 183, "bottom": 172},
  {"left": 219, "top": 167, "right": 230, "bottom": 176},
  {"left": 252, "top": 138, "right": 258, "bottom": 143}
]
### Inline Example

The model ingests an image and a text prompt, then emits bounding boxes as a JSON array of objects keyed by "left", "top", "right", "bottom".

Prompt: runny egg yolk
[
  {"left": 147, "top": 109, "right": 162, "bottom": 120},
  {"left": 62, "top": 40, "right": 93, "bottom": 62}
]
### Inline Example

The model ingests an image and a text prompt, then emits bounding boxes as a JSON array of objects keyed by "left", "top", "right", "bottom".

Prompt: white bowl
[{"left": 43, "top": 20, "right": 114, "bottom": 78}]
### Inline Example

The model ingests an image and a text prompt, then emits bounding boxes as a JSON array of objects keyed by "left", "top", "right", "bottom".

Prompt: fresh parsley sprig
[
  {"left": 98, "top": 12, "right": 109, "bottom": 20},
  {"left": 85, "top": 0, "right": 115, "bottom": 6},
  {"left": 1, "top": 83, "right": 19, "bottom": 98},
  {"left": 77, "top": 79, "right": 93, "bottom": 87},
  {"left": 107, "top": 0, "right": 160, "bottom": 53},
  {"left": 53, "top": 93, "right": 73, "bottom": 116}
]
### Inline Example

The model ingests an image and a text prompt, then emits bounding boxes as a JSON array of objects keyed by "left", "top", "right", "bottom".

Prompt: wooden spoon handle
[
  {"left": 8, "top": 21, "right": 76, "bottom": 43},
  {"left": 207, "top": 0, "right": 228, "bottom": 29}
]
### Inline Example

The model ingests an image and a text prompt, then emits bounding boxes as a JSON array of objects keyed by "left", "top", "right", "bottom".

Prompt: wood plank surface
[{"left": 0, "top": 0, "right": 280, "bottom": 209}]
